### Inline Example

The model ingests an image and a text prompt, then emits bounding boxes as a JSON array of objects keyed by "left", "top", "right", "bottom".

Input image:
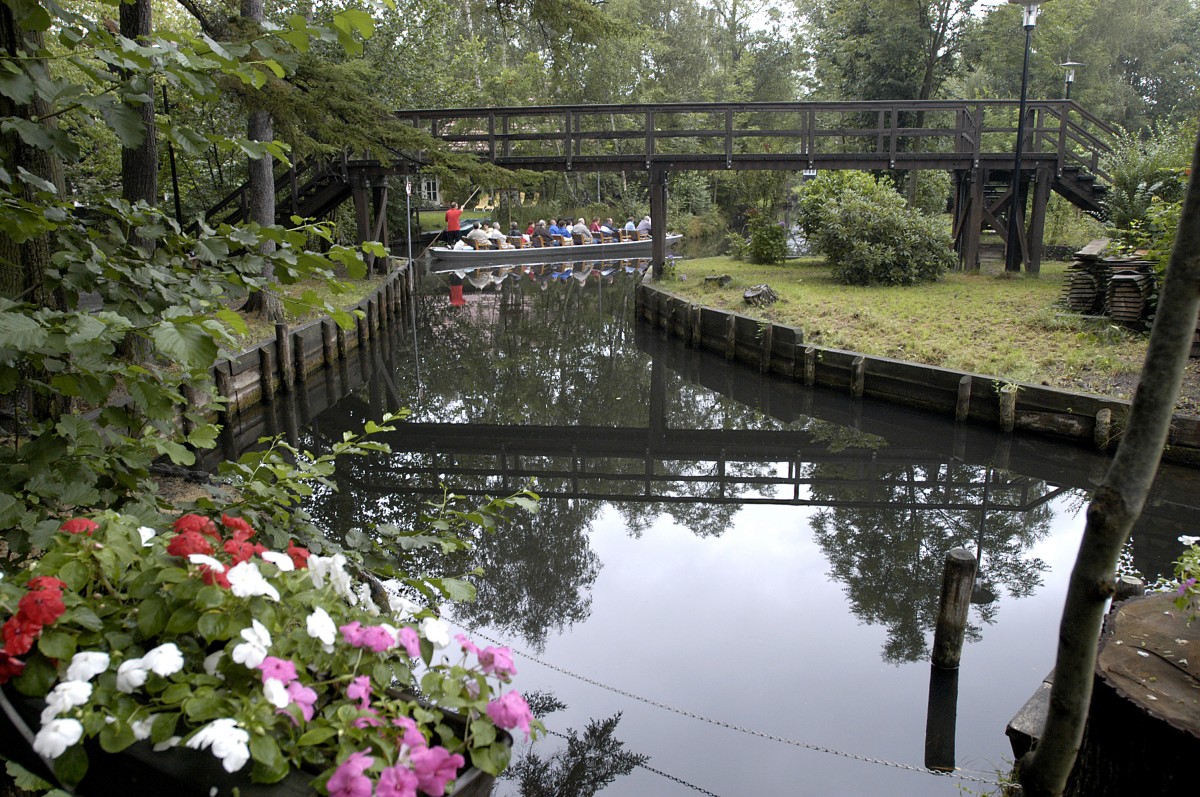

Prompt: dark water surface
[{"left": 294, "top": 267, "right": 1200, "bottom": 796}]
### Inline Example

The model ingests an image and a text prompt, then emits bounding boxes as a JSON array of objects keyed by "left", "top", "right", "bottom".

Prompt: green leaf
[
  {"left": 99, "top": 719, "right": 137, "bottom": 753},
  {"left": 64, "top": 605, "right": 103, "bottom": 632},
  {"left": 249, "top": 735, "right": 288, "bottom": 783},
  {"left": 14, "top": 653, "right": 56, "bottom": 696},
  {"left": 58, "top": 560, "right": 89, "bottom": 592},
  {"left": 150, "top": 322, "right": 218, "bottom": 369},
  {"left": 38, "top": 629, "right": 76, "bottom": 660},
  {"left": 433, "top": 577, "right": 476, "bottom": 602},
  {"left": 52, "top": 744, "right": 88, "bottom": 788},
  {"left": 196, "top": 612, "right": 225, "bottom": 642},
  {"left": 160, "top": 683, "right": 191, "bottom": 704},
  {"left": 0, "top": 311, "right": 47, "bottom": 350},
  {"left": 214, "top": 307, "right": 248, "bottom": 337},
  {"left": 0, "top": 64, "right": 33, "bottom": 105},
  {"left": 150, "top": 712, "right": 180, "bottom": 744},
  {"left": 6, "top": 760, "right": 52, "bottom": 791},
  {"left": 165, "top": 606, "right": 200, "bottom": 635},
  {"left": 296, "top": 726, "right": 337, "bottom": 746},
  {"left": 137, "top": 596, "right": 168, "bottom": 638}
]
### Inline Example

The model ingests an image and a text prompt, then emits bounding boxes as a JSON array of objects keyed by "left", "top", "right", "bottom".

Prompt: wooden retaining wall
[
  {"left": 635, "top": 281, "right": 1200, "bottom": 465},
  {"left": 210, "top": 260, "right": 412, "bottom": 427}
]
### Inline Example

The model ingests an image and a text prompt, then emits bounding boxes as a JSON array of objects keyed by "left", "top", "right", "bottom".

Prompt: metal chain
[
  {"left": 542, "top": 727, "right": 725, "bottom": 797},
  {"left": 469, "top": 628, "right": 1005, "bottom": 789}
]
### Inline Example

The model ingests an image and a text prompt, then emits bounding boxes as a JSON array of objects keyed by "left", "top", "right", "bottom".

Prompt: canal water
[{"left": 292, "top": 264, "right": 1200, "bottom": 796}]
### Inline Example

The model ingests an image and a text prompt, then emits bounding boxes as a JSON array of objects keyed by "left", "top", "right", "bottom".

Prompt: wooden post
[
  {"left": 725, "top": 314, "right": 736, "bottom": 360},
  {"left": 322, "top": 319, "right": 337, "bottom": 365},
  {"left": 180, "top": 384, "right": 198, "bottom": 435},
  {"left": 214, "top": 365, "right": 235, "bottom": 423},
  {"left": 925, "top": 665, "right": 960, "bottom": 772},
  {"left": 850, "top": 355, "right": 865, "bottom": 397},
  {"left": 690, "top": 304, "right": 701, "bottom": 347},
  {"left": 999, "top": 384, "right": 1017, "bottom": 432},
  {"left": 931, "top": 548, "right": 977, "bottom": 670},
  {"left": 258, "top": 347, "right": 275, "bottom": 404},
  {"left": 1113, "top": 575, "right": 1144, "bottom": 602},
  {"left": 275, "top": 323, "right": 294, "bottom": 392},
  {"left": 804, "top": 346, "right": 816, "bottom": 386},
  {"left": 956, "top": 376, "right": 972, "bottom": 422},
  {"left": 1094, "top": 408, "right": 1112, "bottom": 451},
  {"left": 760, "top": 324, "right": 773, "bottom": 373},
  {"left": 293, "top": 331, "right": 307, "bottom": 384},
  {"left": 336, "top": 321, "right": 349, "bottom": 358}
]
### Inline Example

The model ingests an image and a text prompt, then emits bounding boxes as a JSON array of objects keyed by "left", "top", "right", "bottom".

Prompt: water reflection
[{"left": 224, "top": 267, "right": 1200, "bottom": 795}]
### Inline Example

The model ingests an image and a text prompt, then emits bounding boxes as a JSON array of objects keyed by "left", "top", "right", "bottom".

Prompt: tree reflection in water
[{"left": 810, "top": 462, "right": 1053, "bottom": 664}]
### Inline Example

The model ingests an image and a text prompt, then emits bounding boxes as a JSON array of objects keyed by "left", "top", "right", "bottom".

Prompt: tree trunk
[
  {"left": 240, "top": 0, "right": 283, "bottom": 322},
  {"left": 120, "top": 0, "right": 157, "bottom": 206},
  {"left": 1017, "top": 128, "right": 1200, "bottom": 797}
]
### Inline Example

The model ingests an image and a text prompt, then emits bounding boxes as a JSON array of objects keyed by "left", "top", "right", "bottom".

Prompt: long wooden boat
[{"left": 429, "top": 233, "right": 681, "bottom": 263}]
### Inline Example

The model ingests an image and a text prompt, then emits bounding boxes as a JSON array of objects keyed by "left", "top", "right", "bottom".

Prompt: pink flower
[
  {"left": 397, "top": 626, "right": 421, "bottom": 659},
  {"left": 353, "top": 708, "right": 384, "bottom": 729},
  {"left": 377, "top": 764, "right": 419, "bottom": 797},
  {"left": 283, "top": 681, "right": 317, "bottom": 724},
  {"left": 410, "top": 745, "right": 464, "bottom": 796},
  {"left": 1178, "top": 577, "right": 1197, "bottom": 595},
  {"left": 358, "top": 625, "right": 396, "bottom": 653},
  {"left": 392, "top": 715, "right": 426, "bottom": 750},
  {"left": 339, "top": 622, "right": 364, "bottom": 646},
  {"left": 487, "top": 691, "right": 533, "bottom": 738},
  {"left": 347, "top": 675, "right": 372, "bottom": 709},
  {"left": 327, "top": 751, "right": 373, "bottom": 797},
  {"left": 478, "top": 646, "right": 517, "bottom": 679},
  {"left": 455, "top": 633, "right": 479, "bottom": 656},
  {"left": 258, "top": 656, "right": 297, "bottom": 686}
]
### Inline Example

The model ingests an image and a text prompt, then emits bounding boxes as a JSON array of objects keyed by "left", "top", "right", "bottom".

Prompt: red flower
[
  {"left": 222, "top": 539, "right": 264, "bottom": 565},
  {"left": 27, "top": 576, "right": 67, "bottom": 592},
  {"left": 59, "top": 517, "right": 98, "bottom": 535},
  {"left": 221, "top": 514, "right": 255, "bottom": 541},
  {"left": 199, "top": 565, "right": 231, "bottom": 589},
  {"left": 0, "top": 652, "right": 25, "bottom": 684},
  {"left": 17, "top": 589, "right": 65, "bottom": 627},
  {"left": 2, "top": 617, "right": 40, "bottom": 656},
  {"left": 166, "top": 530, "right": 214, "bottom": 558},
  {"left": 173, "top": 513, "right": 219, "bottom": 539},
  {"left": 286, "top": 540, "right": 310, "bottom": 570}
]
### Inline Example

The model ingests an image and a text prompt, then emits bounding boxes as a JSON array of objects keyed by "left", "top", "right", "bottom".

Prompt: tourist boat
[{"left": 429, "top": 233, "right": 682, "bottom": 263}]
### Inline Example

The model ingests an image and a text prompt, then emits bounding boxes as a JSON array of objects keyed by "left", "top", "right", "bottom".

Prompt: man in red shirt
[{"left": 445, "top": 202, "right": 462, "bottom": 246}]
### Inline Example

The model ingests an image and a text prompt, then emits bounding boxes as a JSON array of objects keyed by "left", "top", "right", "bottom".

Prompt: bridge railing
[{"left": 398, "top": 100, "right": 1114, "bottom": 177}]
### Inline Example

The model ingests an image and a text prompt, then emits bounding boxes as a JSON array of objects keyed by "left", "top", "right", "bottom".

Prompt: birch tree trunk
[{"left": 1018, "top": 127, "right": 1200, "bottom": 797}]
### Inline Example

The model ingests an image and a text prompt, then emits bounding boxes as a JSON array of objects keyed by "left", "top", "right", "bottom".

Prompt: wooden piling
[
  {"left": 258, "top": 347, "right": 275, "bottom": 404},
  {"left": 760, "top": 324, "right": 773, "bottom": 373},
  {"left": 998, "top": 384, "right": 1017, "bottom": 432},
  {"left": 804, "top": 346, "right": 816, "bottom": 386},
  {"left": 956, "top": 376, "right": 972, "bottom": 422},
  {"left": 690, "top": 304, "right": 702, "bottom": 347},
  {"left": 293, "top": 331, "right": 307, "bottom": 383},
  {"left": 931, "top": 548, "right": 977, "bottom": 670},
  {"left": 214, "top": 366, "right": 235, "bottom": 422},
  {"left": 725, "top": 315, "right": 736, "bottom": 359},
  {"left": 1095, "top": 408, "right": 1112, "bottom": 450},
  {"left": 276, "top": 323, "right": 294, "bottom": 392},
  {"left": 850, "top": 355, "right": 865, "bottom": 397},
  {"left": 322, "top": 319, "right": 337, "bottom": 365},
  {"left": 1114, "top": 575, "right": 1145, "bottom": 602}
]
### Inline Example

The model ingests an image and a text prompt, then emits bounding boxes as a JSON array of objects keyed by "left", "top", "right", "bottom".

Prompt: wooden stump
[
  {"left": 1065, "top": 593, "right": 1200, "bottom": 796},
  {"left": 744, "top": 284, "right": 778, "bottom": 307}
]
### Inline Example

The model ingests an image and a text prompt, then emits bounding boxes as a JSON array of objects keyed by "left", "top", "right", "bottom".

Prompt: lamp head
[
  {"left": 1007, "top": 0, "right": 1045, "bottom": 28},
  {"left": 1060, "top": 60, "right": 1083, "bottom": 83}
]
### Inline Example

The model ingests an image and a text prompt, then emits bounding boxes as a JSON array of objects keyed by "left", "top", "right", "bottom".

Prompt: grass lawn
[
  {"left": 233, "top": 277, "right": 381, "bottom": 349},
  {"left": 666, "top": 256, "right": 1200, "bottom": 414}
]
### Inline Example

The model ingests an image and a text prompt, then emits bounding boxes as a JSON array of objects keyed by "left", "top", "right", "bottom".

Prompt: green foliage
[
  {"left": 907, "top": 170, "right": 953, "bottom": 216},
  {"left": 1103, "top": 122, "right": 1195, "bottom": 230},
  {"left": 746, "top": 210, "right": 787, "bottom": 265},
  {"left": 795, "top": 171, "right": 952, "bottom": 286}
]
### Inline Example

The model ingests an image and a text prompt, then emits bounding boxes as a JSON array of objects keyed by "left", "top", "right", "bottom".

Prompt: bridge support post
[
  {"left": 1026, "top": 167, "right": 1052, "bottom": 275},
  {"left": 650, "top": 166, "right": 668, "bottom": 280}
]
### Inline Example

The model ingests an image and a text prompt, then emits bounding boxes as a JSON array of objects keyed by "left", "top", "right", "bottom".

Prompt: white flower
[
  {"left": 137, "top": 526, "right": 157, "bottom": 546},
  {"left": 204, "top": 651, "right": 224, "bottom": 677},
  {"left": 309, "top": 554, "right": 356, "bottom": 604},
  {"left": 153, "top": 736, "right": 181, "bottom": 751},
  {"left": 186, "top": 718, "right": 251, "bottom": 773},
  {"left": 131, "top": 717, "right": 156, "bottom": 741},
  {"left": 355, "top": 584, "right": 380, "bottom": 615},
  {"left": 41, "top": 681, "right": 93, "bottom": 723},
  {"left": 231, "top": 620, "right": 271, "bottom": 669},
  {"left": 227, "top": 561, "right": 280, "bottom": 602},
  {"left": 259, "top": 551, "right": 294, "bottom": 572},
  {"left": 262, "top": 678, "right": 289, "bottom": 709},
  {"left": 188, "top": 554, "right": 225, "bottom": 571},
  {"left": 34, "top": 718, "right": 83, "bottom": 759},
  {"left": 1180, "top": 535, "right": 1200, "bottom": 546},
  {"left": 306, "top": 607, "right": 337, "bottom": 647},
  {"left": 420, "top": 617, "right": 451, "bottom": 649},
  {"left": 66, "top": 651, "right": 110, "bottom": 682},
  {"left": 143, "top": 643, "right": 184, "bottom": 677},
  {"left": 116, "top": 658, "right": 150, "bottom": 693}
]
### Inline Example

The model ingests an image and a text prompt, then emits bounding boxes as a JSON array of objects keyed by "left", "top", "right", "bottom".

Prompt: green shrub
[
  {"left": 746, "top": 210, "right": 787, "bottom": 264},
  {"left": 795, "top": 171, "right": 953, "bottom": 286}
]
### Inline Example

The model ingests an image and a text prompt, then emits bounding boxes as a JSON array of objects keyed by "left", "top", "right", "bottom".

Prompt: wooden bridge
[{"left": 207, "top": 100, "right": 1116, "bottom": 275}]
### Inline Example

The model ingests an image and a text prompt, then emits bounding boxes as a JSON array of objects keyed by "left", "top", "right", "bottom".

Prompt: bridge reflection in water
[{"left": 211, "top": 270, "right": 1200, "bottom": 796}]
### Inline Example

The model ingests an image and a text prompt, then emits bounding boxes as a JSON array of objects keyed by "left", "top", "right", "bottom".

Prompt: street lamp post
[
  {"left": 1005, "top": 0, "right": 1044, "bottom": 273},
  {"left": 1061, "top": 59, "right": 1083, "bottom": 99}
]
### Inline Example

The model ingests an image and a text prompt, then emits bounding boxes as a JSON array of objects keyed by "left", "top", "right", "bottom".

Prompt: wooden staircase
[{"left": 204, "top": 159, "right": 351, "bottom": 228}]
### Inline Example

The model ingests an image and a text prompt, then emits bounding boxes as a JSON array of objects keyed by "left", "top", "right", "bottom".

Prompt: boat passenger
[
  {"left": 465, "top": 223, "right": 491, "bottom": 247},
  {"left": 548, "top": 219, "right": 564, "bottom": 238},
  {"left": 488, "top": 224, "right": 508, "bottom": 246},
  {"left": 637, "top": 215, "right": 652, "bottom": 235},
  {"left": 509, "top": 222, "right": 522, "bottom": 238},
  {"left": 624, "top": 216, "right": 636, "bottom": 231},
  {"left": 601, "top": 218, "right": 616, "bottom": 235},
  {"left": 571, "top": 218, "right": 592, "bottom": 241},
  {"left": 531, "top": 221, "right": 555, "bottom": 246},
  {"left": 589, "top": 217, "right": 602, "bottom": 235},
  {"left": 526, "top": 221, "right": 535, "bottom": 236}
]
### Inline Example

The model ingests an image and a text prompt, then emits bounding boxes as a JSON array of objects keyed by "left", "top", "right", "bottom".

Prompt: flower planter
[{"left": 0, "top": 687, "right": 503, "bottom": 796}]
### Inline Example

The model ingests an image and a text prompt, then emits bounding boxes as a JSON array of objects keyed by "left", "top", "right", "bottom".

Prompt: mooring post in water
[{"left": 932, "top": 547, "right": 976, "bottom": 670}]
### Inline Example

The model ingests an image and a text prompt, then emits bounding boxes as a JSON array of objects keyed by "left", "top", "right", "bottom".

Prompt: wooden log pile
[
  {"left": 1059, "top": 239, "right": 1111, "bottom": 314},
  {"left": 1106, "top": 261, "right": 1155, "bottom": 328}
]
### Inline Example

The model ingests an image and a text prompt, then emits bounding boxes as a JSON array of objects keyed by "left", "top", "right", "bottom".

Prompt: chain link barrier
[{"left": 469, "top": 628, "right": 1007, "bottom": 791}]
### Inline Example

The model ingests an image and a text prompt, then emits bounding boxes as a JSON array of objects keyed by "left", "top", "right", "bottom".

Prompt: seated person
[
  {"left": 601, "top": 217, "right": 616, "bottom": 235},
  {"left": 623, "top": 216, "right": 636, "bottom": 231},
  {"left": 589, "top": 217, "right": 602, "bottom": 235},
  {"left": 547, "top": 219, "right": 563, "bottom": 237},
  {"left": 509, "top": 222, "right": 522, "bottom": 238},
  {"left": 531, "top": 221, "right": 555, "bottom": 245},
  {"left": 465, "top": 224, "right": 491, "bottom": 247},
  {"left": 488, "top": 224, "right": 508, "bottom": 245},
  {"left": 636, "top": 215, "right": 652, "bottom": 235},
  {"left": 571, "top": 217, "right": 593, "bottom": 242}
]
